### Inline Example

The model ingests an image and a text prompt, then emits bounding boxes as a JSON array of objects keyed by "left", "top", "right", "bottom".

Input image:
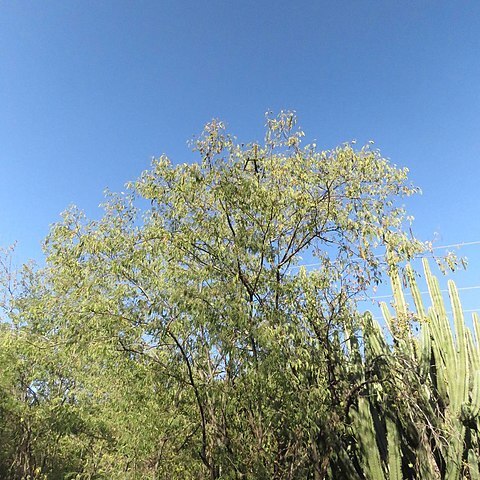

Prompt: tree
[{"left": 1, "top": 112, "right": 425, "bottom": 478}]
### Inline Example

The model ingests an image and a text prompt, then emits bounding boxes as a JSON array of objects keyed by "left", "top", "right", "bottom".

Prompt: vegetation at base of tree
[{"left": 0, "top": 113, "right": 476, "bottom": 478}]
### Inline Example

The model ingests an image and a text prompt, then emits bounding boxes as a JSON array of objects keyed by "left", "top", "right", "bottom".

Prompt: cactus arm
[
  {"left": 386, "top": 415, "right": 402, "bottom": 480},
  {"left": 352, "top": 396, "right": 386, "bottom": 480},
  {"left": 473, "top": 313, "right": 480, "bottom": 348},
  {"left": 466, "top": 329, "right": 480, "bottom": 419},
  {"left": 390, "top": 267, "right": 408, "bottom": 319},
  {"left": 468, "top": 449, "right": 480, "bottom": 479},
  {"left": 448, "top": 281, "right": 469, "bottom": 411},
  {"left": 406, "top": 263, "right": 426, "bottom": 319}
]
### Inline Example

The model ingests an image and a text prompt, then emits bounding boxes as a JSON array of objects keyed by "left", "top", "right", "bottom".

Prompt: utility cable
[{"left": 289, "top": 239, "right": 480, "bottom": 270}]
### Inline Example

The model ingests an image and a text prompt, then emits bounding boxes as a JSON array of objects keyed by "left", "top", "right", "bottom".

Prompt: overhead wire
[
  {"left": 369, "top": 285, "right": 480, "bottom": 301},
  {"left": 289, "top": 239, "right": 480, "bottom": 270},
  {"left": 285, "top": 239, "right": 480, "bottom": 311}
]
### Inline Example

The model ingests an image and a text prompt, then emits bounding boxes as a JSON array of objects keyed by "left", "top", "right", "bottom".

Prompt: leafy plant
[{"left": 3, "top": 112, "right": 463, "bottom": 479}]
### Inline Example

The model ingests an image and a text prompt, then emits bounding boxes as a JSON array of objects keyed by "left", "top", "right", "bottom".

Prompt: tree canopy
[{"left": 0, "top": 112, "right": 435, "bottom": 479}]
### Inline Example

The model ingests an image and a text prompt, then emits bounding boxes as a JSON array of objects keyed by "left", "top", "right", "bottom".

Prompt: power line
[
  {"left": 432, "top": 240, "right": 480, "bottom": 250},
  {"left": 285, "top": 239, "right": 480, "bottom": 310},
  {"left": 289, "top": 239, "right": 480, "bottom": 270},
  {"left": 367, "top": 285, "right": 480, "bottom": 301},
  {"left": 371, "top": 308, "right": 480, "bottom": 322}
]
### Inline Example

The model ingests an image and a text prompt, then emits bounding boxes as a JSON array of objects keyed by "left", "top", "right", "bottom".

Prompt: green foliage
[{"left": 4, "top": 112, "right": 471, "bottom": 479}]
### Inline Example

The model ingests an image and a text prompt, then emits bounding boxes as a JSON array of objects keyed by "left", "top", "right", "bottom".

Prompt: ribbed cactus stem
[
  {"left": 386, "top": 415, "right": 402, "bottom": 480},
  {"left": 448, "top": 280, "right": 469, "bottom": 411},
  {"left": 473, "top": 312, "right": 480, "bottom": 348},
  {"left": 466, "top": 329, "right": 480, "bottom": 418},
  {"left": 405, "top": 263, "right": 426, "bottom": 319},
  {"left": 468, "top": 449, "right": 480, "bottom": 479},
  {"left": 423, "top": 258, "right": 448, "bottom": 319},
  {"left": 352, "top": 396, "right": 385, "bottom": 479},
  {"left": 390, "top": 267, "right": 408, "bottom": 318}
]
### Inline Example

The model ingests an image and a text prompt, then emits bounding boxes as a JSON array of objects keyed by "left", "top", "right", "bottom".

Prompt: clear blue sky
[{"left": 1, "top": 1, "right": 480, "bottom": 312}]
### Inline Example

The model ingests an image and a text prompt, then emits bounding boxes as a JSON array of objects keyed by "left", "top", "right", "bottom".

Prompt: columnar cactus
[
  {"left": 380, "top": 259, "right": 480, "bottom": 478},
  {"left": 334, "top": 260, "right": 480, "bottom": 479}
]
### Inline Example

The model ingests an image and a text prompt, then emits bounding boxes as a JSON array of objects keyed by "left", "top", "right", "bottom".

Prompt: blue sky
[{"left": 1, "top": 1, "right": 480, "bottom": 313}]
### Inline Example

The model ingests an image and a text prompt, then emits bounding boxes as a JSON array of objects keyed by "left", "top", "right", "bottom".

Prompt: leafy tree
[{"left": 0, "top": 112, "right": 425, "bottom": 479}]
